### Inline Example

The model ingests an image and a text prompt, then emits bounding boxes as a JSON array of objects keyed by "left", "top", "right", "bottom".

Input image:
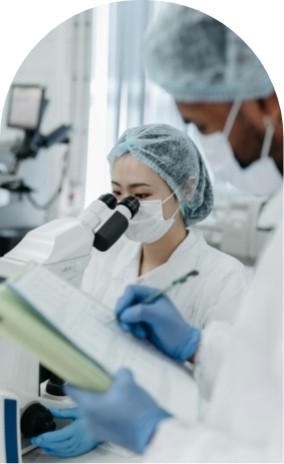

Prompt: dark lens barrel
[
  {"left": 98, "top": 193, "right": 117, "bottom": 210},
  {"left": 93, "top": 211, "right": 128, "bottom": 251},
  {"left": 118, "top": 196, "right": 140, "bottom": 218},
  {"left": 21, "top": 403, "right": 56, "bottom": 438}
]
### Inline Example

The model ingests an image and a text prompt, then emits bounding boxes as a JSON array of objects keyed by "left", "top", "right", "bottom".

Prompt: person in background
[
  {"left": 144, "top": 5, "right": 283, "bottom": 200},
  {"left": 31, "top": 124, "right": 249, "bottom": 458},
  {"left": 62, "top": 6, "right": 283, "bottom": 463}
]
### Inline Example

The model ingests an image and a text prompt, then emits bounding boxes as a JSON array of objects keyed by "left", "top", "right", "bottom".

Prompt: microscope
[
  {"left": 0, "top": 187, "right": 140, "bottom": 461},
  {"left": 0, "top": 84, "right": 141, "bottom": 461}
]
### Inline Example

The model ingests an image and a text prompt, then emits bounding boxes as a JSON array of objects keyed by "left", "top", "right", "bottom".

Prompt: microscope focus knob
[{"left": 21, "top": 402, "right": 56, "bottom": 438}]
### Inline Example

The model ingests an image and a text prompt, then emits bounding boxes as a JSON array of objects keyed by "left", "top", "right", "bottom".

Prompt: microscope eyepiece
[
  {"left": 98, "top": 193, "right": 117, "bottom": 210},
  {"left": 118, "top": 196, "right": 140, "bottom": 218},
  {"left": 93, "top": 196, "right": 140, "bottom": 251}
]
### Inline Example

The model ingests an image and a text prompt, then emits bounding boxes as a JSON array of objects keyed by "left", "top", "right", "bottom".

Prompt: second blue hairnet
[
  {"left": 143, "top": 4, "right": 274, "bottom": 102},
  {"left": 107, "top": 124, "right": 214, "bottom": 227}
]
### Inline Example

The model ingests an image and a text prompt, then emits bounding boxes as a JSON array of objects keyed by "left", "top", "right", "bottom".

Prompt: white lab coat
[
  {"left": 82, "top": 228, "right": 249, "bottom": 329},
  {"left": 144, "top": 190, "right": 283, "bottom": 462}
]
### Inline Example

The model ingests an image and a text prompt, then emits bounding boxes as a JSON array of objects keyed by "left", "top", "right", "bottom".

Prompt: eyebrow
[{"left": 111, "top": 181, "right": 152, "bottom": 188}]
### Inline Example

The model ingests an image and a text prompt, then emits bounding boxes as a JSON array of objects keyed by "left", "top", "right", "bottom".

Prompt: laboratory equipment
[
  {"left": 45, "top": 374, "right": 67, "bottom": 397},
  {"left": 0, "top": 186, "right": 10, "bottom": 208},
  {"left": 194, "top": 192, "right": 270, "bottom": 265},
  {"left": 1, "top": 84, "right": 71, "bottom": 199},
  {"left": 0, "top": 391, "right": 21, "bottom": 463},
  {"left": 7, "top": 85, "right": 45, "bottom": 131},
  {"left": 20, "top": 403, "right": 56, "bottom": 438},
  {"left": 0, "top": 192, "right": 139, "bottom": 460},
  {"left": 30, "top": 408, "right": 101, "bottom": 458},
  {"left": 0, "top": 193, "right": 139, "bottom": 282},
  {"left": 0, "top": 228, "right": 35, "bottom": 259},
  {"left": 7, "top": 85, "right": 71, "bottom": 162}
]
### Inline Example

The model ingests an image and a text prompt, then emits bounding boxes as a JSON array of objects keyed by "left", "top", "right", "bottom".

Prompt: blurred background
[{"left": 0, "top": 1, "right": 269, "bottom": 265}]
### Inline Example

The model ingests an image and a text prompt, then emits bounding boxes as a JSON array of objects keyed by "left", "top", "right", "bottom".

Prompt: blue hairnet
[
  {"left": 107, "top": 124, "right": 213, "bottom": 227},
  {"left": 144, "top": 4, "right": 274, "bottom": 102}
]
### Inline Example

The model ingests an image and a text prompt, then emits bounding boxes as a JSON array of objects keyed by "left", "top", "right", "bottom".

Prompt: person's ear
[
  {"left": 259, "top": 92, "right": 282, "bottom": 123},
  {"left": 241, "top": 93, "right": 281, "bottom": 130}
]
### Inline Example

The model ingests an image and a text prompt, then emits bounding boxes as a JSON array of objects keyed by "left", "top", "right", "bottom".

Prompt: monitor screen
[{"left": 7, "top": 85, "right": 44, "bottom": 130}]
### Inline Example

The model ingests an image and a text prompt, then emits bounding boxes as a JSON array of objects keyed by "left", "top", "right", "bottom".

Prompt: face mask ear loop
[
  {"left": 223, "top": 100, "right": 242, "bottom": 138},
  {"left": 161, "top": 190, "right": 180, "bottom": 220},
  {"left": 260, "top": 116, "right": 275, "bottom": 159},
  {"left": 161, "top": 190, "right": 176, "bottom": 205},
  {"left": 171, "top": 206, "right": 180, "bottom": 220}
]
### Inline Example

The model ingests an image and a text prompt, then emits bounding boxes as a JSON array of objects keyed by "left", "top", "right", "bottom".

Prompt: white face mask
[
  {"left": 125, "top": 192, "right": 179, "bottom": 243},
  {"left": 199, "top": 100, "right": 282, "bottom": 196}
]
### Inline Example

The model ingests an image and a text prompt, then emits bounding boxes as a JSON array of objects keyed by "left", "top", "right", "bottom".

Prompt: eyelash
[
  {"left": 135, "top": 193, "right": 149, "bottom": 199},
  {"left": 112, "top": 191, "right": 149, "bottom": 199}
]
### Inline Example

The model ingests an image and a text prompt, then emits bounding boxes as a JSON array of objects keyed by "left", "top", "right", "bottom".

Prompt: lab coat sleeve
[
  {"left": 144, "top": 418, "right": 263, "bottom": 463},
  {"left": 144, "top": 223, "right": 283, "bottom": 463},
  {"left": 193, "top": 321, "right": 233, "bottom": 401},
  {"left": 200, "top": 260, "right": 251, "bottom": 327},
  {"left": 192, "top": 259, "right": 250, "bottom": 402}
]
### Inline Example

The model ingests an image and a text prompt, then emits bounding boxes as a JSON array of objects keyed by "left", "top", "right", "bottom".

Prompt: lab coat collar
[
  {"left": 257, "top": 185, "right": 283, "bottom": 231},
  {"left": 136, "top": 230, "right": 203, "bottom": 289},
  {"left": 111, "top": 240, "right": 141, "bottom": 280},
  {"left": 111, "top": 229, "right": 204, "bottom": 290}
]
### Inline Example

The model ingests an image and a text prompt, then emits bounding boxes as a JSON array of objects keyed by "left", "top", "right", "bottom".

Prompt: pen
[
  {"left": 141, "top": 270, "right": 199, "bottom": 304},
  {"left": 106, "top": 269, "right": 199, "bottom": 325}
]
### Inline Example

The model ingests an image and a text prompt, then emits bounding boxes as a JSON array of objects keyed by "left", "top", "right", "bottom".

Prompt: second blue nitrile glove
[
  {"left": 30, "top": 408, "right": 101, "bottom": 458},
  {"left": 115, "top": 284, "right": 201, "bottom": 362},
  {"left": 65, "top": 368, "right": 171, "bottom": 454}
]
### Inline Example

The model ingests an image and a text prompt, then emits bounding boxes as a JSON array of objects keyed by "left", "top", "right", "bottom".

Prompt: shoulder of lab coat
[
  {"left": 188, "top": 229, "right": 250, "bottom": 327},
  {"left": 144, "top": 222, "right": 283, "bottom": 463},
  {"left": 257, "top": 185, "right": 283, "bottom": 230}
]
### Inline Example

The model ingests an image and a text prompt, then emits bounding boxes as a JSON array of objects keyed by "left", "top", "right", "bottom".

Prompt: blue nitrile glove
[
  {"left": 65, "top": 368, "right": 171, "bottom": 455},
  {"left": 115, "top": 284, "right": 201, "bottom": 362},
  {"left": 30, "top": 408, "right": 101, "bottom": 458}
]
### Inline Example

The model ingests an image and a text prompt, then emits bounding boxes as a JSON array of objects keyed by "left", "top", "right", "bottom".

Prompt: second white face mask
[
  {"left": 199, "top": 131, "right": 282, "bottom": 196},
  {"left": 199, "top": 101, "right": 282, "bottom": 196},
  {"left": 124, "top": 193, "right": 179, "bottom": 243}
]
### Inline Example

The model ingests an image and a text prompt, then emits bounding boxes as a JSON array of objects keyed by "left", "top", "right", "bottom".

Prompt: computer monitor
[{"left": 7, "top": 85, "right": 45, "bottom": 131}]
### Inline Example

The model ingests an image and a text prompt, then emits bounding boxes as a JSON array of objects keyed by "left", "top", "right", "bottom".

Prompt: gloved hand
[
  {"left": 65, "top": 368, "right": 171, "bottom": 454},
  {"left": 30, "top": 408, "right": 101, "bottom": 458},
  {"left": 115, "top": 284, "right": 201, "bottom": 362}
]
